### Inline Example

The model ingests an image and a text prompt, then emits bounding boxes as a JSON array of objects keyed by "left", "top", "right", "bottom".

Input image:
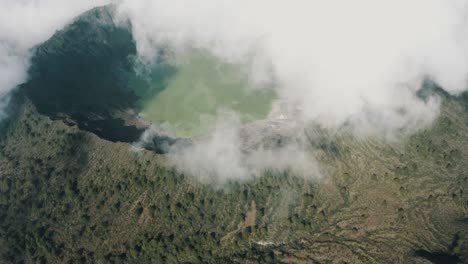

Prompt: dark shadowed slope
[{"left": 22, "top": 6, "right": 175, "bottom": 143}]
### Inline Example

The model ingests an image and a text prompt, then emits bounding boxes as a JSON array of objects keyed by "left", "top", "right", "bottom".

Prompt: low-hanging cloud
[
  {"left": 165, "top": 112, "right": 322, "bottom": 183},
  {"left": 118, "top": 0, "right": 468, "bottom": 135},
  {"left": 0, "top": 0, "right": 109, "bottom": 120}
]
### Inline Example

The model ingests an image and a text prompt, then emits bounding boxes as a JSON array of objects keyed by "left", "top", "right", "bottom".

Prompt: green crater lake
[{"left": 135, "top": 50, "right": 276, "bottom": 137}]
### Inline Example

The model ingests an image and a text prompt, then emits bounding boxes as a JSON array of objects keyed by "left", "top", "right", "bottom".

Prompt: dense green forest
[{"left": 0, "top": 90, "right": 467, "bottom": 263}]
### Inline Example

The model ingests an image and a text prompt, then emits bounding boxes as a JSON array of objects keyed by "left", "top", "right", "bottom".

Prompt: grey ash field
[{"left": 0, "top": 6, "right": 468, "bottom": 264}]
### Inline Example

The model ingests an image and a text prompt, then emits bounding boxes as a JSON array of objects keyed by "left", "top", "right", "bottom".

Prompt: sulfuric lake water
[{"left": 135, "top": 50, "right": 276, "bottom": 137}]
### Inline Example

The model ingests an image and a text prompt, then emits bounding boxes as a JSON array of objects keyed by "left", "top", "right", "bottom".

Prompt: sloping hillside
[{"left": 0, "top": 90, "right": 466, "bottom": 263}]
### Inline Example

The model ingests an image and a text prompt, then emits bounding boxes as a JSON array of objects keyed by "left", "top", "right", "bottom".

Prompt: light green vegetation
[{"left": 138, "top": 50, "right": 276, "bottom": 137}]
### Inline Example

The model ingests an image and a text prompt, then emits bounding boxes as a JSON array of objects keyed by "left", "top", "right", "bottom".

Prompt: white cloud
[{"left": 117, "top": 0, "right": 468, "bottom": 135}]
